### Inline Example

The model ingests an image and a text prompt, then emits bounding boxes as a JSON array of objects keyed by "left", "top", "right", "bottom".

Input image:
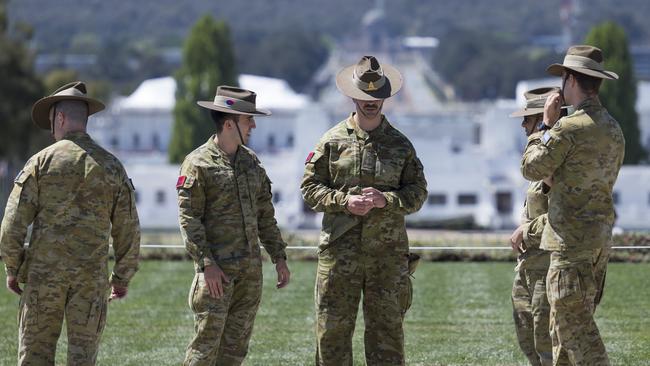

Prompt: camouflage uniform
[
  {"left": 0, "top": 132, "right": 140, "bottom": 365},
  {"left": 521, "top": 97, "right": 625, "bottom": 366},
  {"left": 178, "top": 136, "right": 287, "bottom": 366},
  {"left": 301, "top": 114, "right": 427, "bottom": 366},
  {"left": 512, "top": 180, "right": 552, "bottom": 366}
]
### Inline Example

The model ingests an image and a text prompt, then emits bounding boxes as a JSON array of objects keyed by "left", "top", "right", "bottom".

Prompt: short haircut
[
  {"left": 566, "top": 69, "right": 602, "bottom": 95},
  {"left": 56, "top": 100, "right": 89, "bottom": 125},
  {"left": 210, "top": 110, "right": 239, "bottom": 134}
]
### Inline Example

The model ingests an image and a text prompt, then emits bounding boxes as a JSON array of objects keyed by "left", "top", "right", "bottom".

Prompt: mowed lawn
[{"left": 1, "top": 261, "right": 649, "bottom": 365}]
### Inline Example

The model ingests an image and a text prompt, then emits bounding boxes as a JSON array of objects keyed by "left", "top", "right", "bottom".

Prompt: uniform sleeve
[
  {"left": 383, "top": 152, "right": 428, "bottom": 215},
  {"left": 110, "top": 176, "right": 141, "bottom": 287},
  {"left": 0, "top": 162, "right": 39, "bottom": 277},
  {"left": 521, "top": 122, "right": 573, "bottom": 181},
  {"left": 256, "top": 168, "right": 287, "bottom": 263},
  {"left": 522, "top": 213, "right": 547, "bottom": 250},
  {"left": 300, "top": 142, "right": 350, "bottom": 213},
  {"left": 177, "top": 162, "right": 215, "bottom": 270}
]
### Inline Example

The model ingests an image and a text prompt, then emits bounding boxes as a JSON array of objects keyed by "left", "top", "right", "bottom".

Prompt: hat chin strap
[{"left": 234, "top": 120, "right": 245, "bottom": 146}]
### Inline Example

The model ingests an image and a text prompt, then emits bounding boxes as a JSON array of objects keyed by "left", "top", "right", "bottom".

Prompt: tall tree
[
  {"left": 585, "top": 21, "right": 646, "bottom": 164},
  {"left": 0, "top": 0, "right": 45, "bottom": 215},
  {"left": 0, "top": 0, "right": 45, "bottom": 164},
  {"left": 168, "top": 15, "right": 237, "bottom": 163}
]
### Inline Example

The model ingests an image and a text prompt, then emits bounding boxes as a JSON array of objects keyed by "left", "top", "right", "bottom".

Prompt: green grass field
[{"left": 1, "top": 261, "right": 649, "bottom": 365}]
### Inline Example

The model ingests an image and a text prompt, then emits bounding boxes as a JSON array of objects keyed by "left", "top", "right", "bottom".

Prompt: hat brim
[
  {"left": 196, "top": 101, "right": 271, "bottom": 116},
  {"left": 509, "top": 108, "right": 544, "bottom": 118},
  {"left": 509, "top": 105, "right": 570, "bottom": 118},
  {"left": 335, "top": 63, "right": 403, "bottom": 100},
  {"left": 32, "top": 95, "right": 105, "bottom": 130},
  {"left": 547, "top": 64, "right": 619, "bottom": 80}
]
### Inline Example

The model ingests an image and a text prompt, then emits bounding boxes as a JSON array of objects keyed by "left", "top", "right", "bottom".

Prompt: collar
[
  {"left": 62, "top": 131, "right": 91, "bottom": 141},
  {"left": 207, "top": 135, "right": 241, "bottom": 165},
  {"left": 575, "top": 96, "right": 601, "bottom": 111},
  {"left": 345, "top": 113, "right": 389, "bottom": 140}
]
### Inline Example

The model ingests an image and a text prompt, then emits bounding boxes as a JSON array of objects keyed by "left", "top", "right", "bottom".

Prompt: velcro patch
[
  {"left": 305, "top": 152, "right": 315, "bottom": 165},
  {"left": 14, "top": 170, "right": 24, "bottom": 183},
  {"left": 176, "top": 175, "right": 196, "bottom": 189},
  {"left": 176, "top": 176, "right": 187, "bottom": 189}
]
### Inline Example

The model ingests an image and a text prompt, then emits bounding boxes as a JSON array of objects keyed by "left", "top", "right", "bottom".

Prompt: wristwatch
[{"left": 538, "top": 121, "right": 551, "bottom": 131}]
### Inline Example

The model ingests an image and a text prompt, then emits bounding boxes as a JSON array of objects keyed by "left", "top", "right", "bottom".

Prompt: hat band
[
  {"left": 563, "top": 55, "right": 604, "bottom": 71},
  {"left": 352, "top": 70, "right": 386, "bottom": 92},
  {"left": 213, "top": 95, "right": 256, "bottom": 113},
  {"left": 525, "top": 98, "right": 547, "bottom": 109}
]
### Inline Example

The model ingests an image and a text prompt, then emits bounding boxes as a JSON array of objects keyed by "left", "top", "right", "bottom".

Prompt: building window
[
  {"left": 152, "top": 133, "right": 161, "bottom": 151},
  {"left": 156, "top": 190, "right": 165, "bottom": 205},
  {"left": 268, "top": 135, "right": 276, "bottom": 149},
  {"left": 428, "top": 193, "right": 446, "bottom": 206},
  {"left": 458, "top": 193, "right": 478, "bottom": 205},
  {"left": 495, "top": 191, "right": 513, "bottom": 214},
  {"left": 134, "top": 191, "right": 140, "bottom": 204},
  {"left": 648, "top": 192, "right": 650, "bottom": 206},
  {"left": 473, "top": 124, "right": 481, "bottom": 145},
  {"left": 287, "top": 134, "right": 294, "bottom": 147},
  {"left": 273, "top": 191, "right": 282, "bottom": 204},
  {"left": 133, "top": 134, "right": 141, "bottom": 150},
  {"left": 613, "top": 191, "right": 620, "bottom": 205},
  {"left": 110, "top": 136, "right": 119, "bottom": 148}
]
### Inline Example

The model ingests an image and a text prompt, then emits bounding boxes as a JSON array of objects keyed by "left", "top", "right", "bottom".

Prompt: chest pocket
[
  {"left": 375, "top": 146, "right": 406, "bottom": 189},
  {"left": 328, "top": 141, "right": 358, "bottom": 186},
  {"left": 206, "top": 166, "right": 235, "bottom": 202}
]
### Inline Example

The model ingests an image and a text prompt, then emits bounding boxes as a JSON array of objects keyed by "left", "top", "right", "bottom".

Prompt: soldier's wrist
[
  {"left": 271, "top": 253, "right": 287, "bottom": 264},
  {"left": 109, "top": 273, "right": 130, "bottom": 288},
  {"left": 5, "top": 267, "right": 18, "bottom": 278}
]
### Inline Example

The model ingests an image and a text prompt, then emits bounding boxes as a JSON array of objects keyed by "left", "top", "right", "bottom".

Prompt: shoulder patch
[
  {"left": 176, "top": 175, "right": 196, "bottom": 189},
  {"left": 14, "top": 170, "right": 24, "bottom": 183},
  {"left": 305, "top": 152, "right": 315, "bottom": 164}
]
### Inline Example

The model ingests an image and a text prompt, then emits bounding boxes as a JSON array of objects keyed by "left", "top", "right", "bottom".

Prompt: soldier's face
[
  {"left": 522, "top": 114, "right": 541, "bottom": 136},
  {"left": 353, "top": 99, "right": 384, "bottom": 119}
]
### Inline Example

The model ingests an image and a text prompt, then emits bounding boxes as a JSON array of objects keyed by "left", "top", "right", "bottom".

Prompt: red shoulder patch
[
  {"left": 305, "top": 151, "right": 315, "bottom": 164},
  {"left": 176, "top": 176, "right": 187, "bottom": 189}
]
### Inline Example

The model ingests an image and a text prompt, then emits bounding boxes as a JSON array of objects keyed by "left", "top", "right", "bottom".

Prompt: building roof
[
  {"left": 239, "top": 74, "right": 309, "bottom": 110},
  {"left": 120, "top": 77, "right": 177, "bottom": 110},
  {"left": 117, "top": 74, "right": 308, "bottom": 112}
]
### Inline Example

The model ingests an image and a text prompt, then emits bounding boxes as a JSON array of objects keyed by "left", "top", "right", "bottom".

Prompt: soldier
[
  {"left": 0, "top": 81, "right": 140, "bottom": 365},
  {"left": 508, "top": 87, "right": 562, "bottom": 366},
  {"left": 301, "top": 55, "right": 427, "bottom": 365},
  {"left": 178, "top": 86, "right": 290, "bottom": 366},
  {"left": 520, "top": 45, "right": 625, "bottom": 365}
]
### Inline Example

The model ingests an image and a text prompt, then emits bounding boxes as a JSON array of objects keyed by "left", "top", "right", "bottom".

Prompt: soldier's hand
[
  {"left": 275, "top": 259, "right": 290, "bottom": 289},
  {"left": 362, "top": 187, "right": 387, "bottom": 208},
  {"left": 204, "top": 264, "right": 229, "bottom": 299},
  {"left": 347, "top": 195, "right": 374, "bottom": 216},
  {"left": 6, "top": 276, "right": 22, "bottom": 296},
  {"left": 510, "top": 225, "right": 525, "bottom": 253},
  {"left": 543, "top": 92, "right": 562, "bottom": 127},
  {"left": 109, "top": 284, "right": 128, "bottom": 302}
]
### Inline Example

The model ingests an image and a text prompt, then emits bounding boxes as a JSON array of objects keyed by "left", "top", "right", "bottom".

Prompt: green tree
[
  {"left": 585, "top": 21, "right": 646, "bottom": 164},
  {"left": 168, "top": 15, "right": 237, "bottom": 163},
  {"left": 0, "top": 0, "right": 45, "bottom": 164}
]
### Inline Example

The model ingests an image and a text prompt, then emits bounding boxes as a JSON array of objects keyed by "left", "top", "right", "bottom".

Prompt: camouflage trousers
[
  {"left": 511, "top": 266, "right": 552, "bottom": 366},
  {"left": 315, "top": 235, "right": 410, "bottom": 366},
  {"left": 18, "top": 269, "right": 109, "bottom": 366},
  {"left": 183, "top": 256, "right": 263, "bottom": 366},
  {"left": 547, "top": 248, "right": 610, "bottom": 366}
]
